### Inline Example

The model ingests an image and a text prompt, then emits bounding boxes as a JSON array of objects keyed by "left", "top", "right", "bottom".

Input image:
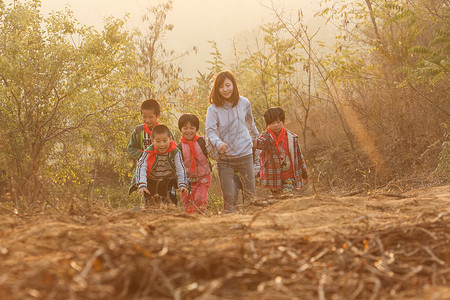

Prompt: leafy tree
[
  {"left": 206, "top": 40, "right": 226, "bottom": 77},
  {"left": 135, "top": 0, "right": 196, "bottom": 125},
  {"left": 177, "top": 41, "right": 225, "bottom": 132},
  {"left": 234, "top": 23, "right": 298, "bottom": 131},
  {"left": 404, "top": 1, "right": 449, "bottom": 115},
  {"left": 269, "top": 5, "right": 357, "bottom": 152},
  {"left": 0, "top": 0, "right": 134, "bottom": 210},
  {"left": 318, "top": 0, "right": 449, "bottom": 179}
]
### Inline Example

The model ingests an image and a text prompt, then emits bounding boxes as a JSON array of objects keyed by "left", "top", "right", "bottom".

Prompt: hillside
[{"left": 0, "top": 185, "right": 449, "bottom": 299}]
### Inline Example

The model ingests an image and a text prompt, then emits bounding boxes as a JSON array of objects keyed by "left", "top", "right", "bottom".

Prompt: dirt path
[{"left": 0, "top": 185, "right": 449, "bottom": 299}]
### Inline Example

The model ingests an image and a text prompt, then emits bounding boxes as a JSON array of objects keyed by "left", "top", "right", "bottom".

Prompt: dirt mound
[{"left": 0, "top": 186, "right": 449, "bottom": 299}]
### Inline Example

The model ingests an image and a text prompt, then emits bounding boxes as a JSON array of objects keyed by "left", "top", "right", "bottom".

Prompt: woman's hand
[{"left": 217, "top": 143, "right": 229, "bottom": 154}]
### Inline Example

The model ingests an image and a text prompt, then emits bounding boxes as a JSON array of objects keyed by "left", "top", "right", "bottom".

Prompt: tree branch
[
  {"left": 407, "top": 82, "right": 450, "bottom": 117},
  {"left": 43, "top": 98, "right": 124, "bottom": 143}
]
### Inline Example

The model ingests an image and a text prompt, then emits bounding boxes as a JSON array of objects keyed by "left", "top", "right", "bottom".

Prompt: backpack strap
[
  {"left": 176, "top": 143, "right": 184, "bottom": 160},
  {"left": 134, "top": 124, "right": 144, "bottom": 134},
  {"left": 134, "top": 124, "right": 143, "bottom": 146},
  {"left": 197, "top": 137, "right": 208, "bottom": 157},
  {"left": 197, "top": 137, "right": 212, "bottom": 170},
  {"left": 168, "top": 147, "right": 180, "bottom": 171}
]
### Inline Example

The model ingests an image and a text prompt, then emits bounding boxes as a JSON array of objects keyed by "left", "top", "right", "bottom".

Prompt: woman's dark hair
[
  {"left": 209, "top": 70, "right": 240, "bottom": 107},
  {"left": 264, "top": 107, "right": 285, "bottom": 126},
  {"left": 141, "top": 99, "right": 160, "bottom": 115},
  {"left": 178, "top": 114, "right": 199, "bottom": 131},
  {"left": 151, "top": 124, "right": 171, "bottom": 138}
]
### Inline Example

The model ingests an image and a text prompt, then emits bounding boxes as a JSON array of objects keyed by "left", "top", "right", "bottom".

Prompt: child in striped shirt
[{"left": 136, "top": 124, "right": 188, "bottom": 205}]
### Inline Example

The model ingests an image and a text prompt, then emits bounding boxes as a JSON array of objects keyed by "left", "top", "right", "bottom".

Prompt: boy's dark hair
[
  {"left": 141, "top": 99, "right": 160, "bottom": 115},
  {"left": 209, "top": 70, "right": 240, "bottom": 107},
  {"left": 264, "top": 107, "right": 285, "bottom": 126},
  {"left": 151, "top": 124, "right": 171, "bottom": 138},
  {"left": 178, "top": 114, "right": 199, "bottom": 131}
]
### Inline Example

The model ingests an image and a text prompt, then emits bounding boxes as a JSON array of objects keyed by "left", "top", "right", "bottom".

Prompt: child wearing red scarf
[
  {"left": 128, "top": 99, "right": 161, "bottom": 161},
  {"left": 176, "top": 114, "right": 212, "bottom": 214},
  {"left": 136, "top": 124, "right": 188, "bottom": 205},
  {"left": 128, "top": 99, "right": 161, "bottom": 195},
  {"left": 128, "top": 99, "right": 177, "bottom": 203},
  {"left": 254, "top": 107, "right": 308, "bottom": 196}
]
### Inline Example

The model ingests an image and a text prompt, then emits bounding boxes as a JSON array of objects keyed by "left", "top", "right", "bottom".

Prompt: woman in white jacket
[{"left": 205, "top": 70, "right": 259, "bottom": 212}]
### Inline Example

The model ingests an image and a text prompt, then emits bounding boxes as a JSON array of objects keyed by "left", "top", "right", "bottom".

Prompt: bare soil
[{"left": 0, "top": 185, "right": 449, "bottom": 300}]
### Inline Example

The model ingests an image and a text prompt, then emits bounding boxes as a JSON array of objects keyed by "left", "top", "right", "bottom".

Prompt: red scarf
[
  {"left": 143, "top": 122, "right": 159, "bottom": 135},
  {"left": 181, "top": 135, "right": 200, "bottom": 173},
  {"left": 145, "top": 140, "right": 177, "bottom": 176},
  {"left": 267, "top": 127, "right": 287, "bottom": 154}
]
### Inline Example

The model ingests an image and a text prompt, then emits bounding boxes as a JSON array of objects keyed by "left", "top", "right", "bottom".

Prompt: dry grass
[{"left": 0, "top": 186, "right": 448, "bottom": 299}]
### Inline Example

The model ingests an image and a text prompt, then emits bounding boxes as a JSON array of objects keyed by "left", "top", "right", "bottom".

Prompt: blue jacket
[{"left": 205, "top": 97, "right": 259, "bottom": 159}]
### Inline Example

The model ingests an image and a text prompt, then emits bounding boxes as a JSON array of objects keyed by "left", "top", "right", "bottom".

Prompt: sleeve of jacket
[
  {"left": 205, "top": 105, "right": 223, "bottom": 148},
  {"left": 255, "top": 131, "right": 271, "bottom": 150},
  {"left": 136, "top": 152, "right": 149, "bottom": 189},
  {"left": 173, "top": 151, "right": 188, "bottom": 189},
  {"left": 245, "top": 100, "right": 259, "bottom": 140},
  {"left": 127, "top": 130, "right": 142, "bottom": 160},
  {"left": 253, "top": 149, "right": 262, "bottom": 176},
  {"left": 294, "top": 139, "right": 307, "bottom": 171}
]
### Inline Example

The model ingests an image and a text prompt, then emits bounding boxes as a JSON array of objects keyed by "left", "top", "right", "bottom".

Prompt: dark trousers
[{"left": 144, "top": 178, "right": 177, "bottom": 205}]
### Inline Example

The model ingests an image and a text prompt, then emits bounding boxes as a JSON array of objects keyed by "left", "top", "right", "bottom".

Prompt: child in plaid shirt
[{"left": 254, "top": 107, "right": 308, "bottom": 196}]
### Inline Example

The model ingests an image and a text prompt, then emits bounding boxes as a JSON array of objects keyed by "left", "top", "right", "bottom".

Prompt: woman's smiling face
[{"left": 219, "top": 78, "right": 233, "bottom": 99}]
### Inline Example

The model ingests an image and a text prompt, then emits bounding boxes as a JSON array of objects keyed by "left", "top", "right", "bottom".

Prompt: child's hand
[
  {"left": 302, "top": 169, "right": 308, "bottom": 185},
  {"left": 218, "top": 143, "right": 229, "bottom": 154},
  {"left": 139, "top": 187, "right": 150, "bottom": 196},
  {"left": 252, "top": 140, "right": 256, "bottom": 148},
  {"left": 178, "top": 187, "right": 189, "bottom": 194}
]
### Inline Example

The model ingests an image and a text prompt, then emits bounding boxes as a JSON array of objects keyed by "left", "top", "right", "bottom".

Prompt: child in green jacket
[{"left": 128, "top": 99, "right": 161, "bottom": 161}]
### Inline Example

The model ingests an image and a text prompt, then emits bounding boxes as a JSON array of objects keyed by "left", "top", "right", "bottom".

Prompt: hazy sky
[{"left": 13, "top": 0, "right": 324, "bottom": 77}]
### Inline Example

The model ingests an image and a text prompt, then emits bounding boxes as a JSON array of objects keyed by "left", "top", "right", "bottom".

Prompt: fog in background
[{"left": 20, "top": 0, "right": 326, "bottom": 78}]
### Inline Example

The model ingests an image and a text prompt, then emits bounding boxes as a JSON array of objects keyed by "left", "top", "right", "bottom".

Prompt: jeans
[{"left": 217, "top": 154, "right": 256, "bottom": 212}]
